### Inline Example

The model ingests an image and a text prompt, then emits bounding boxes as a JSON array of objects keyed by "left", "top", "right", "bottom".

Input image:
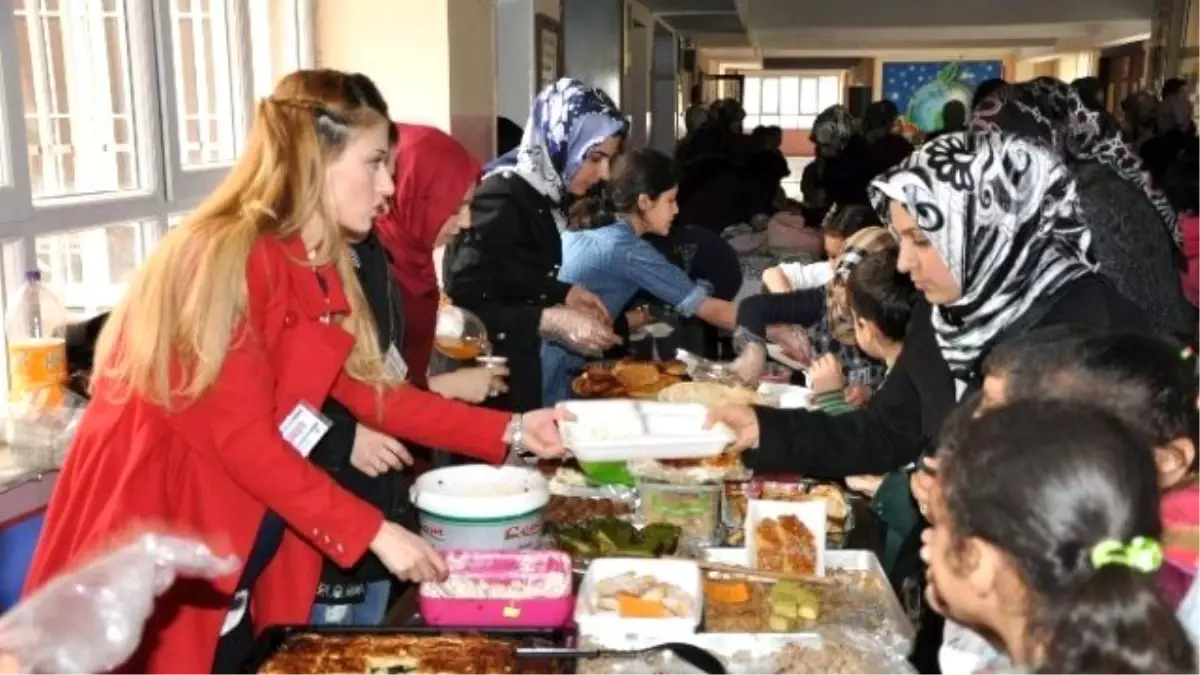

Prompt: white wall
[
  {"left": 315, "top": 0, "right": 497, "bottom": 160},
  {"left": 495, "top": 0, "right": 537, "bottom": 123},
  {"left": 449, "top": 0, "right": 498, "bottom": 159}
]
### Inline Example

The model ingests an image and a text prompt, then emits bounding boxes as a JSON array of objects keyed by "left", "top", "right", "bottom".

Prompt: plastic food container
[
  {"left": 411, "top": 465, "right": 550, "bottom": 550},
  {"left": 559, "top": 400, "right": 734, "bottom": 462},
  {"left": 756, "top": 383, "right": 812, "bottom": 409},
  {"left": 575, "top": 557, "right": 703, "bottom": 641},
  {"left": 419, "top": 550, "right": 574, "bottom": 628},
  {"left": 637, "top": 478, "right": 722, "bottom": 545}
]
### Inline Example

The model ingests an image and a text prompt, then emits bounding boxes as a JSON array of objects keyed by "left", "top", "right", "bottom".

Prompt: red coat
[{"left": 22, "top": 235, "right": 511, "bottom": 673}]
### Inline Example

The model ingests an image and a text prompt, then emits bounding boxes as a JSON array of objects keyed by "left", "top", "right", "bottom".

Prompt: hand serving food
[{"left": 705, "top": 404, "right": 760, "bottom": 453}]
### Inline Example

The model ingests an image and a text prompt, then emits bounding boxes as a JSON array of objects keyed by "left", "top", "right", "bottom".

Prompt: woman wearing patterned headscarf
[
  {"left": 444, "top": 78, "right": 627, "bottom": 412},
  {"left": 870, "top": 131, "right": 1150, "bottom": 674},
  {"left": 709, "top": 133, "right": 1149, "bottom": 673},
  {"left": 972, "top": 77, "right": 1192, "bottom": 338}
]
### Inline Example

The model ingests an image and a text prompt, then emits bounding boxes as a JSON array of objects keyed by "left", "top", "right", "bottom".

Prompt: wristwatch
[{"left": 504, "top": 414, "right": 537, "bottom": 463}]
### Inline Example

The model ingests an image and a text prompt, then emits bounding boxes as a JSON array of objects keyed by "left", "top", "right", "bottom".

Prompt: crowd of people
[{"left": 3, "top": 63, "right": 1197, "bottom": 675}]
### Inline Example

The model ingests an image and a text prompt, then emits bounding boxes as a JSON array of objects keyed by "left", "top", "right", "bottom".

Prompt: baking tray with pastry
[{"left": 244, "top": 625, "right": 576, "bottom": 674}]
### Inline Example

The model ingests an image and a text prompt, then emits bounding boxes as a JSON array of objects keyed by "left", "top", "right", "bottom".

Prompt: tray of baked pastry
[{"left": 245, "top": 625, "right": 574, "bottom": 675}]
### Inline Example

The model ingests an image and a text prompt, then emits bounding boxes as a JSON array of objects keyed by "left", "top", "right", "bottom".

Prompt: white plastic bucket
[{"left": 411, "top": 465, "right": 550, "bottom": 550}]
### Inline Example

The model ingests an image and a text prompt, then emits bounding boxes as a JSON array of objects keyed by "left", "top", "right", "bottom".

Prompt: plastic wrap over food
[
  {"left": 547, "top": 468, "right": 638, "bottom": 502},
  {"left": 627, "top": 458, "right": 752, "bottom": 485},
  {"left": 7, "top": 389, "right": 88, "bottom": 472},
  {"left": 0, "top": 532, "right": 239, "bottom": 674},
  {"left": 578, "top": 627, "right": 916, "bottom": 674},
  {"left": 540, "top": 307, "right": 620, "bottom": 356}
]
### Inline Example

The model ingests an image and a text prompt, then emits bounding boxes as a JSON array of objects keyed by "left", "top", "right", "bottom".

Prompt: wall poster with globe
[{"left": 880, "top": 60, "right": 1004, "bottom": 135}]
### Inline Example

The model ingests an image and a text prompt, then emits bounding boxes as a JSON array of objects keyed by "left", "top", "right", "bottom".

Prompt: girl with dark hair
[
  {"left": 978, "top": 327, "right": 1199, "bottom": 611},
  {"left": 540, "top": 149, "right": 738, "bottom": 404},
  {"left": 924, "top": 400, "right": 1196, "bottom": 673}
]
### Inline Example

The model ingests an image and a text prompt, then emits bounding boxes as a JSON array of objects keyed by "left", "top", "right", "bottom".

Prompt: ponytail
[{"left": 1036, "top": 566, "right": 1196, "bottom": 673}]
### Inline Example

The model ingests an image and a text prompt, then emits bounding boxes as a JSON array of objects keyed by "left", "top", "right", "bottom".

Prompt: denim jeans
[{"left": 310, "top": 580, "right": 391, "bottom": 627}]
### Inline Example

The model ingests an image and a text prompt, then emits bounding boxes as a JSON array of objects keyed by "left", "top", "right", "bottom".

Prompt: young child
[
  {"left": 761, "top": 204, "right": 880, "bottom": 293},
  {"left": 980, "top": 327, "right": 1199, "bottom": 608},
  {"left": 924, "top": 399, "right": 1196, "bottom": 673},
  {"left": 916, "top": 327, "right": 1200, "bottom": 671}
]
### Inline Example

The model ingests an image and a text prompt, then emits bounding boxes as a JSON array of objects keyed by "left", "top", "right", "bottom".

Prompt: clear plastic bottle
[{"left": 6, "top": 270, "right": 67, "bottom": 407}]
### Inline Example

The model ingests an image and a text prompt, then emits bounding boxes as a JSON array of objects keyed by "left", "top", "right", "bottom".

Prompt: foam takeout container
[
  {"left": 557, "top": 400, "right": 734, "bottom": 462},
  {"left": 574, "top": 557, "right": 703, "bottom": 642}
]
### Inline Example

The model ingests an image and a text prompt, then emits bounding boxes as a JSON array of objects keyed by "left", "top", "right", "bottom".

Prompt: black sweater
[
  {"left": 746, "top": 274, "right": 1148, "bottom": 479},
  {"left": 309, "top": 232, "right": 415, "bottom": 600}
]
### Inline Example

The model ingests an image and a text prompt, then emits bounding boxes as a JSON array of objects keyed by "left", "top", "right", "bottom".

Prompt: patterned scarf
[
  {"left": 809, "top": 105, "right": 856, "bottom": 157},
  {"left": 869, "top": 132, "right": 1097, "bottom": 381},
  {"left": 486, "top": 78, "right": 626, "bottom": 231},
  {"left": 971, "top": 77, "right": 1178, "bottom": 243}
]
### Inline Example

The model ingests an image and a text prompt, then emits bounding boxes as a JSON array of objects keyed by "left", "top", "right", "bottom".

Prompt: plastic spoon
[{"left": 516, "top": 642, "right": 726, "bottom": 674}]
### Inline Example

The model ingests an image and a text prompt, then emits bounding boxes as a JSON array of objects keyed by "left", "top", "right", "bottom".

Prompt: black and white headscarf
[
  {"left": 971, "top": 77, "right": 1178, "bottom": 243},
  {"left": 869, "top": 132, "right": 1097, "bottom": 382}
]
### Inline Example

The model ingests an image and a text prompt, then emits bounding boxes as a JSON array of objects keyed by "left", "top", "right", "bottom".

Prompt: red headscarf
[{"left": 375, "top": 123, "right": 481, "bottom": 387}]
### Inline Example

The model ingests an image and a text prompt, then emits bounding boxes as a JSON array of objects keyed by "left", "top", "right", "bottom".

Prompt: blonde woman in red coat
[{"left": 21, "top": 70, "right": 568, "bottom": 673}]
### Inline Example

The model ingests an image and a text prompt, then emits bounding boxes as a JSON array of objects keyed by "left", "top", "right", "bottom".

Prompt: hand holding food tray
[{"left": 558, "top": 400, "right": 735, "bottom": 463}]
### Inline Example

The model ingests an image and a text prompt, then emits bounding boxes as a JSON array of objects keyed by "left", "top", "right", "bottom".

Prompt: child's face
[
  {"left": 980, "top": 371, "right": 1196, "bottom": 491},
  {"left": 824, "top": 232, "right": 846, "bottom": 260},
  {"left": 923, "top": 484, "right": 1014, "bottom": 639},
  {"left": 852, "top": 314, "right": 884, "bottom": 361},
  {"left": 637, "top": 187, "right": 680, "bottom": 237},
  {"left": 979, "top": 373, "right": 1009, "bottom": 414}
]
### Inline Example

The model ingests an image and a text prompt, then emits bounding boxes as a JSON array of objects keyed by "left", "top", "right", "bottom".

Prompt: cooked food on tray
[
  {"left": 571, "top": 359, "right": 685, "bottom": 399},
  {"left": 638, "top": 480, "right": 721, "bottom": 543},
  {"left": 544, "top": 494, "right": 632, "bottom": 525},
  {"left": 725, "top": 480, "right": 852, "bottom": 546},
  {"left": 584, "top": 572, "right": 694, "bottom": 618},
  {"left": 754, "top": 515, "right": 818, "bottom": 576},
  {"left": 551, "top": 517, "right": 681, "bottom": 559},
  {"left": 256, "top": 633, "right": 520, "bottom": 674},
  {"left": 657, "top": 381, "right": 761, "bottom": 408}
]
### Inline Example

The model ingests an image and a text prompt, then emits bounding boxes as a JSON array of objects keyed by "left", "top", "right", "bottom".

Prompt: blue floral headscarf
[{"left": 486, "top": 78, "right": 626, "bottom": 230}]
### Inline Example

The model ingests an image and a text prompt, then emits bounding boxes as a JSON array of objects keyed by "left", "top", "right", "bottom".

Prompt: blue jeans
[{"left": 310, "top": 580, "right": 391, "bottom": 626}]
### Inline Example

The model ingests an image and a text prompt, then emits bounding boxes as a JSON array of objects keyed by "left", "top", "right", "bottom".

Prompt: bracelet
[{"left": 505, "top": 414, "right": 525, "bottom": 450}]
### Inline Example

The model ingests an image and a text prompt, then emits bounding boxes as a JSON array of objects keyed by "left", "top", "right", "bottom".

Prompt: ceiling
[{"left": 643, "top": 0, "right": 1153, "bottom": 58}]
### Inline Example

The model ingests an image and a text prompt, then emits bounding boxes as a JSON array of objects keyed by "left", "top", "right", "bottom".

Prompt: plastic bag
[
  {"left": 7, "top": 388, "right": 89, "bottom": 472},
  {"left": 540, "top": 307, "right": 619, "bottom": 356},
  {"left": 0, "top": 532, "right": 239, "bottom": 674}
]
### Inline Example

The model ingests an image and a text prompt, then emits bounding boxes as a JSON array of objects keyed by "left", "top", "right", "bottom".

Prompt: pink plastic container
[{"left": 418, "top": 549, "right": 574, "bottom": 628}]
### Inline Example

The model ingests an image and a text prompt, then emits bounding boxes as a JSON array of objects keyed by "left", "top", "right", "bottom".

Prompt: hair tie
[
  {"left": 1090, "top": 536, "right": 1163, "bottom": 573},
  {"left": 1181, "top": 346, "right": 1194, "bottom": 361}
]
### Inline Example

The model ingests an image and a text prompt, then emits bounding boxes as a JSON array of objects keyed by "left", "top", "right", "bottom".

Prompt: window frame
[
  {"left": 154, "top": 0, "right": 254, "bottom": 202},
  {"left": 741, "top": 70, "right": 845, "bottom": 131}
]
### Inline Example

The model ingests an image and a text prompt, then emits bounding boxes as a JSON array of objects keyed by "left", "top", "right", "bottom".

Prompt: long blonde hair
[{"left": 94, "top": 70, "right": 395, "bottom": 406}]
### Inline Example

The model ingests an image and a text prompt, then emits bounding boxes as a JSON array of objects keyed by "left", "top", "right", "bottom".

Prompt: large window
[
  {"left": 0, "top": 0, "right": 309, "bottom": 330},
  {"left": 742, "top": 73, "right": 842, "bottom": 130}
]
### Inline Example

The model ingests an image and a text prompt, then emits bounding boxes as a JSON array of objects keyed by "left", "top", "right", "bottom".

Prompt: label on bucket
[{"left": 419, "top": 510, "right": 543, "bottom": 550}]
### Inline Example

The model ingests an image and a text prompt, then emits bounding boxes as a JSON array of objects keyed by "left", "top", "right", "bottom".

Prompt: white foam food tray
[
  {"left": 574, "top": 557, "right": 703, "bottom": 642},
  {"left": 558, "top": 400, "right": 734, "bottom": 462},
  {"left": 756, "top": 383, "right": 813, "bottom": 409},
  {"left": 744, "top": 498, "right": 827, "bottom": 576}
]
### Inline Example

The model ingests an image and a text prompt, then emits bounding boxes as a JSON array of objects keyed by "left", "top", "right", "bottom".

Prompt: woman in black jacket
[
  {"left": 709, "top": 132, "right": 1147, "bottom": 672},
  {"left": 307, "top": 231, "right": 411, "bottom": 626},
  {"left": 444, "top": 79, "right": 626, "bottom": 412},
  {"left": 971, "top": 77, "right": 1192, "bottom": 338}
]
